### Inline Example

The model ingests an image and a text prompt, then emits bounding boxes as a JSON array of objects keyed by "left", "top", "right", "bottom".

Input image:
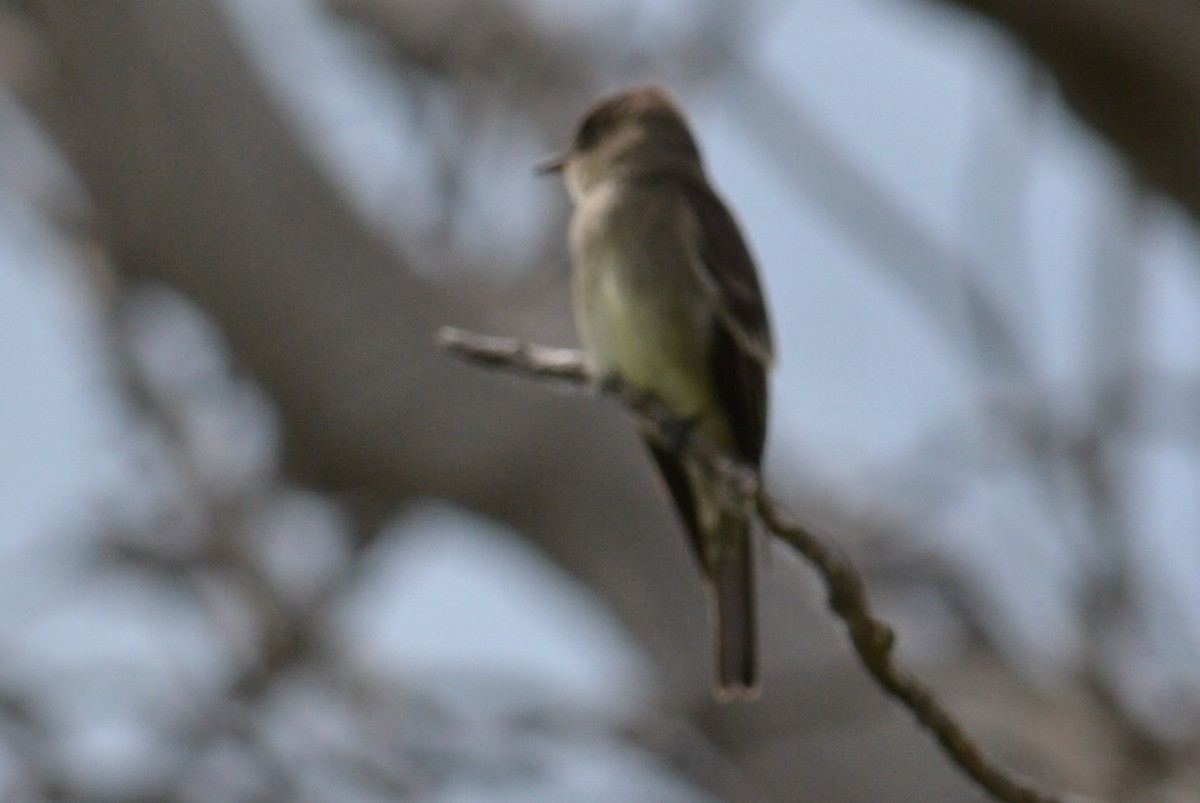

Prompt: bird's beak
[{"left": 536, "top": 153, "right": 567, "bottom": 175}]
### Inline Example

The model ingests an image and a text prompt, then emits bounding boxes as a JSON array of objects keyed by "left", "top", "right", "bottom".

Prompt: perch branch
[{"left": 436, "top": 326, "right": 1097, "bottom": 803}]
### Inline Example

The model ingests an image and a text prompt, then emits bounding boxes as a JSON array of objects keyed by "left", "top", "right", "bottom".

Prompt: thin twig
[{"left": 435, "top": 326, "right": 1099, "bottom": 803}]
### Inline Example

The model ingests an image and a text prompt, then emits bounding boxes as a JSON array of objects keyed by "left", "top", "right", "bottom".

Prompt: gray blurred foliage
[{"left": 0, "top": 0, "right": 1199, "bottom": 801}]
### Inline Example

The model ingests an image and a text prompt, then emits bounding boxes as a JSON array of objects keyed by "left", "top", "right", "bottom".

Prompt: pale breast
[{"left": 569, "top": 180, "right": 719, "bottom": 421}]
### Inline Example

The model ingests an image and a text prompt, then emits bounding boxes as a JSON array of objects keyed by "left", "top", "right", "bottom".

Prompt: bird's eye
[{"left": 575, "top": 114, "right": 604, "bottom": 151}]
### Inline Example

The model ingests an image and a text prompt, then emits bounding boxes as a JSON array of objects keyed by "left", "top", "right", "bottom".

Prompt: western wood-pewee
[{"left": 542, "top": 85, "right": 774, "bottom": 699}]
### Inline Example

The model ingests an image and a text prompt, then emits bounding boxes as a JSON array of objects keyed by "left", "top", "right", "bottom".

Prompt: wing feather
[
  {"left": 679, "top": 176, "right": 772, "bottom": 465},
  {"left": 682, "top": 178, "right": 773, "bottom": 371}
]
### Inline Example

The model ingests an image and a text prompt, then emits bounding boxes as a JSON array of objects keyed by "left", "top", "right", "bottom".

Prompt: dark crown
[{"left": 573, "top": 85, "right": 699, "bottom": 160}]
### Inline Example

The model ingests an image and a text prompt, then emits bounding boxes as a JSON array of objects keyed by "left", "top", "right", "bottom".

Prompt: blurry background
[{"left": 1, "top": 0, "right": 1199, "bottom": 800}]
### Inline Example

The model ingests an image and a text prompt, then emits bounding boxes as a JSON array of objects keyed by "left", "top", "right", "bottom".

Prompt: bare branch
[{"left": 437, "top": 326, "right": 1102, "bottom": 803}]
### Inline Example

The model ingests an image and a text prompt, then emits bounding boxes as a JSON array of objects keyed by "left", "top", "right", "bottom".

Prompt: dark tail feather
[
  {"left": 713, "top": 516, "right": 758, "bottom": 700},
  {"left": 645, "top": 441, "right": 759, "bottom": 700}
]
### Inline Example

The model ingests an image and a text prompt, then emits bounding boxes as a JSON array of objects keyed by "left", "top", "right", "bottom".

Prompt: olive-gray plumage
[{"left": 546, "top": 86, "right": 773, "bottom": 698}]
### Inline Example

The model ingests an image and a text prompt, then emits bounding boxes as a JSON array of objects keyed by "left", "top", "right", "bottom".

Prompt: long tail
[
  {"left": 646, "top": 442, "right": 759, "bottom": 699},
  {"left": 712, "top": 512, "right": 758, "bottom": 700}
]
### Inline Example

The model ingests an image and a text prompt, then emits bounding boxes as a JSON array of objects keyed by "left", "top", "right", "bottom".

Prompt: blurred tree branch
[{"left": 925, "top": 0, "right": 1200, "bottom": 222}]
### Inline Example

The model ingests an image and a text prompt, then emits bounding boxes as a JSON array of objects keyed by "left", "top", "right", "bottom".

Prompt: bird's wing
[
  {"left": 681, "top": 179, "right": 774, "bottom": 371},
  {"left": 680, "top": 180, "right": 773, "bottom": 464}
]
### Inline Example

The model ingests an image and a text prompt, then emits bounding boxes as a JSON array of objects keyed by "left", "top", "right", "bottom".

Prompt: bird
[{"left": 540, "top": 85, "right": 774, "bottom": 699}]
